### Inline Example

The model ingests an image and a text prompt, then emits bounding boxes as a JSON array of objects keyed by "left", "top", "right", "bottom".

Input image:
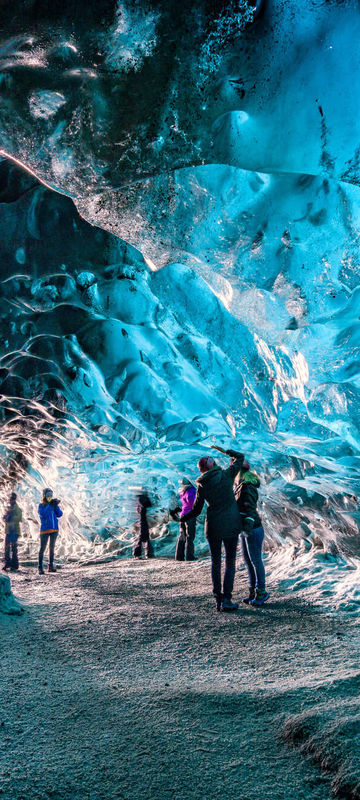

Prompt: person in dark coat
[
  {"left": 38, "top": 488, "right": 62, "bottom": 574},
  {"left": 180, "top": 450, "right": 244, "bottom": 611},
  {"left": 133, "top": 492, "right": 154, "bottom": 559},
  {"left": 3, "top": 492, "right": 22, "bottom": 572},
  {"left": 170, "top": 478, "right": 197, "bottom": 561},
  {"left": 234, "top": 461, "right": 269, "bottom": 606}
]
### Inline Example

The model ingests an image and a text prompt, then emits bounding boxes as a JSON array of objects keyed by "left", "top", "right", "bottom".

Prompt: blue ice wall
[{"left": 0, "top": 1, "right": 359, "bottom": 558}]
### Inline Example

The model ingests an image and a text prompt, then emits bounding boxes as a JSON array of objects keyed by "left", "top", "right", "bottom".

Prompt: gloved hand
[
  {"left": 50, "top": 498, "right": 60, "bottom": 507},
  {"left": 226, "top": 449, "right": 244, "bottom": 460},
  {"left": 170, "top": 506, "right": 181, "bottom": 519}
]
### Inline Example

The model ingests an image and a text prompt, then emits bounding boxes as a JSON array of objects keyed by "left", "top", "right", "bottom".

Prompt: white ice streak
[{"left": 104, "top": 3, "right": 159, "bottom": 73}]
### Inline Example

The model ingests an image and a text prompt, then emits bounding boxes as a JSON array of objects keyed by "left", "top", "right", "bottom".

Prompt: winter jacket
[
  {"left": 179, "top": 485, "right": 196, "bottom": 517},
  {"left": 234, "top": 471, "right": 262, "bottom": 534},
  {"left": 4, "top": 503, "right": 22, "bottom": 541},
  {"left": 137, "top": 493, "right": 152, "bottom": 537},
  {"left": 38, "top": 501, "right": 63, "bottom": 534},
  {"left": 181, "top": 454, "right": 244, "bottom": 539}
]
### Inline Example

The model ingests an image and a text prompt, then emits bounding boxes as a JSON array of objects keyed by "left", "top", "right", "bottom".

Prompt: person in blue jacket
[{"left": 38, "top": 488, "right": 62, "bottom": 574}]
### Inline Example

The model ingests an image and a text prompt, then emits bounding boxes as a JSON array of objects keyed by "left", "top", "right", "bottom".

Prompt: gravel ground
[{"left": 1, "top": 559, "right": 358, "bottom": 800}]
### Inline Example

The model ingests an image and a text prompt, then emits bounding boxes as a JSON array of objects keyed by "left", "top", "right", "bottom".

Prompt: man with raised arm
[{"left": 180, "top": 449, "right": 244, "bottom": 612}]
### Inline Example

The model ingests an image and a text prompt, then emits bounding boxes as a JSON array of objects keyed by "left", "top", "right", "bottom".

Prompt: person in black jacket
[
  {"left": 234, "top": 461, "right": 269, "bottom": 606},
  {"left": 133, "top": 491, "right": 154, "bottom": 559},
  {"left": 3, "top": 492, "right": 22, "bottom": 572},
  {"left": 180, "top": 450, "right": 244, "bottom": 612}
]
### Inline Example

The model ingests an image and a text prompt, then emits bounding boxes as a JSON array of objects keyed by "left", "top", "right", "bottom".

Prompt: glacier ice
[{"left": 0, "top": 1, "right": 359, "bottom": 570}]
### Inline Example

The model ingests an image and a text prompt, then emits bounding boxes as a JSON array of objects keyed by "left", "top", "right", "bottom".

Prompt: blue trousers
[{"left": 241, "top": 525, "right": 266, "bottom": 590}]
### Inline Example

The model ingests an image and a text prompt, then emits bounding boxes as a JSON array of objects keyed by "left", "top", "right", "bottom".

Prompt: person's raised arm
[
  {"left": 50, "top": 498, "right": 63, "bottom": 518},
  {"left": 224, "top": 450, "right": 244, "bottom": 480}
]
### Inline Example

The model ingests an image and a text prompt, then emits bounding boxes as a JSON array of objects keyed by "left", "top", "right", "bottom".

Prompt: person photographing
[
  {"left": 171, "top": 477, "right": 197, "bottom": 562},
  {"left": 38, "top": 488, "right": 62, "bottom": 574}
]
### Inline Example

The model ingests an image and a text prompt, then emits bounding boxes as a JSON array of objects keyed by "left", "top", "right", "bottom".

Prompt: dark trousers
[
  {"left": 208, "top": 534, "right": 239, "bottom": 600},
  {"left": 4, "top": 538, "right": 19, "bottom": 570},
  {"left": 39, "top": 533, "right": 58, "bottom": 569},
  {"left": 175, "top": 518, "right": 196, "bottom": 561},
  {"left": 133, "top": 530, "right": 154, "bottom": 558},
  {"left": 241, "top": 526, "right": 266, "bottom": 589}
]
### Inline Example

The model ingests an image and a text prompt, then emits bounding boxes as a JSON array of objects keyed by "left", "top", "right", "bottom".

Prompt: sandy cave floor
[{"left": 0, "top": 558, "right": 359, "bottom": 800}]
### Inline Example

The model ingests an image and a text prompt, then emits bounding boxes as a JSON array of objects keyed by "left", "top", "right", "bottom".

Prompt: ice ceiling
[{"left": 0, "top": 0, "right": 359, "bottom": 559}]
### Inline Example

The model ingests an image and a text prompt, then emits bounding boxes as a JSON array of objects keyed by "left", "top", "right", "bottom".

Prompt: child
[
  {"left": 3, "top": 492, "right": 22, "bottom": 572},
  {"left": 38, "top": 488, "right": 63, "bottom": 575}
]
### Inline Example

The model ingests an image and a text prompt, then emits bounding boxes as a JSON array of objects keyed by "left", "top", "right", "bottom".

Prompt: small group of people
[
  {"left": 3, "top": 449, "right": 268, "bottom": 611},
  {"left": 2, "top": 487, "right": 62, "bottom": 575},
  {"left": 173, "top": 449, "right": 269, "bottom": 611},
  {"left": 133, "top": 448, "right": 269, "bottom": 612}
]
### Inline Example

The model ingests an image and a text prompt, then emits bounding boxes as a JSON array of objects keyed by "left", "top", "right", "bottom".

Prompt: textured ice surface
[
  {"left": 0, "top": 1, "right": 359, "bottom": 573},
  {"left": 0, "top": 573, "right": 23, "bottom": 615},
  {"left": 0, "top": 160, "right": 359, "bottom": 567}
]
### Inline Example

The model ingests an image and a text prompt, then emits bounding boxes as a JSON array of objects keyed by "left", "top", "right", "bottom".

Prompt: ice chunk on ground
[{"left": 0, "top": 574, "right": 23, "bottom": 615}]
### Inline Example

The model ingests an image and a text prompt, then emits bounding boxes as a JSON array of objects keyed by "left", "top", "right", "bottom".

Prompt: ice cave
[{"left": 0, "top": 2, "right": 360, "bottom": 799}]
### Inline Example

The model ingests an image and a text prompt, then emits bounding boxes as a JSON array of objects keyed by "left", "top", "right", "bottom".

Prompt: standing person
[
  {"left": 171, "top": 478, "right": 197, "bottom": 562},
  {"left": 234, "top": 461, "right": 269, "bottom": 606},
  {"left": 3, "top": 492, "right": 22, "bottom": 572},
  {"left": 180, "top": 450, "right": 244, "bottom": 612},
  {"left": 38, "top": 488, "right": 62, "bottom": 575},
  {"left": 133, "top": 491, "right": 154, "bottom": 559}
]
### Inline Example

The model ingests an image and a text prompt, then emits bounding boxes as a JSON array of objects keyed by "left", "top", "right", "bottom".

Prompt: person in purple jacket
[
  {"left": 38, "top": 488, "right": 63, "bottom": 574},
  {"left": 171, "top": 478, "right": 197, "bottom": 561}
]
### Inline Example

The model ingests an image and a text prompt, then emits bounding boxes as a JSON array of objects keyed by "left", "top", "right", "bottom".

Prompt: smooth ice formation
[{"left": 0, "top": 1, "right": 359, "bottom": 573}]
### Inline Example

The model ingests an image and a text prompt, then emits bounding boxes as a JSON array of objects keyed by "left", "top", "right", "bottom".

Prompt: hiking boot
[
  {"left": 48, "top": 565, "right": 57, "bottom": 573},
  {"left": 250, "top": 589, "right": 270, "bottom": 607},
  {"left": 243, "top": 588, "right": 256, "bottom": 605},
  {"left": 215, "top": 594, "right": 223, "bottom": 612},
  {"left": 38, "top": 568, "right": 45, "bottom": 575},
  {"left": 221, "top": 597, "right": 239, "bottom": 612},
  {"left": 2, "top": 565, "right": 8, "bottom": 572}
]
